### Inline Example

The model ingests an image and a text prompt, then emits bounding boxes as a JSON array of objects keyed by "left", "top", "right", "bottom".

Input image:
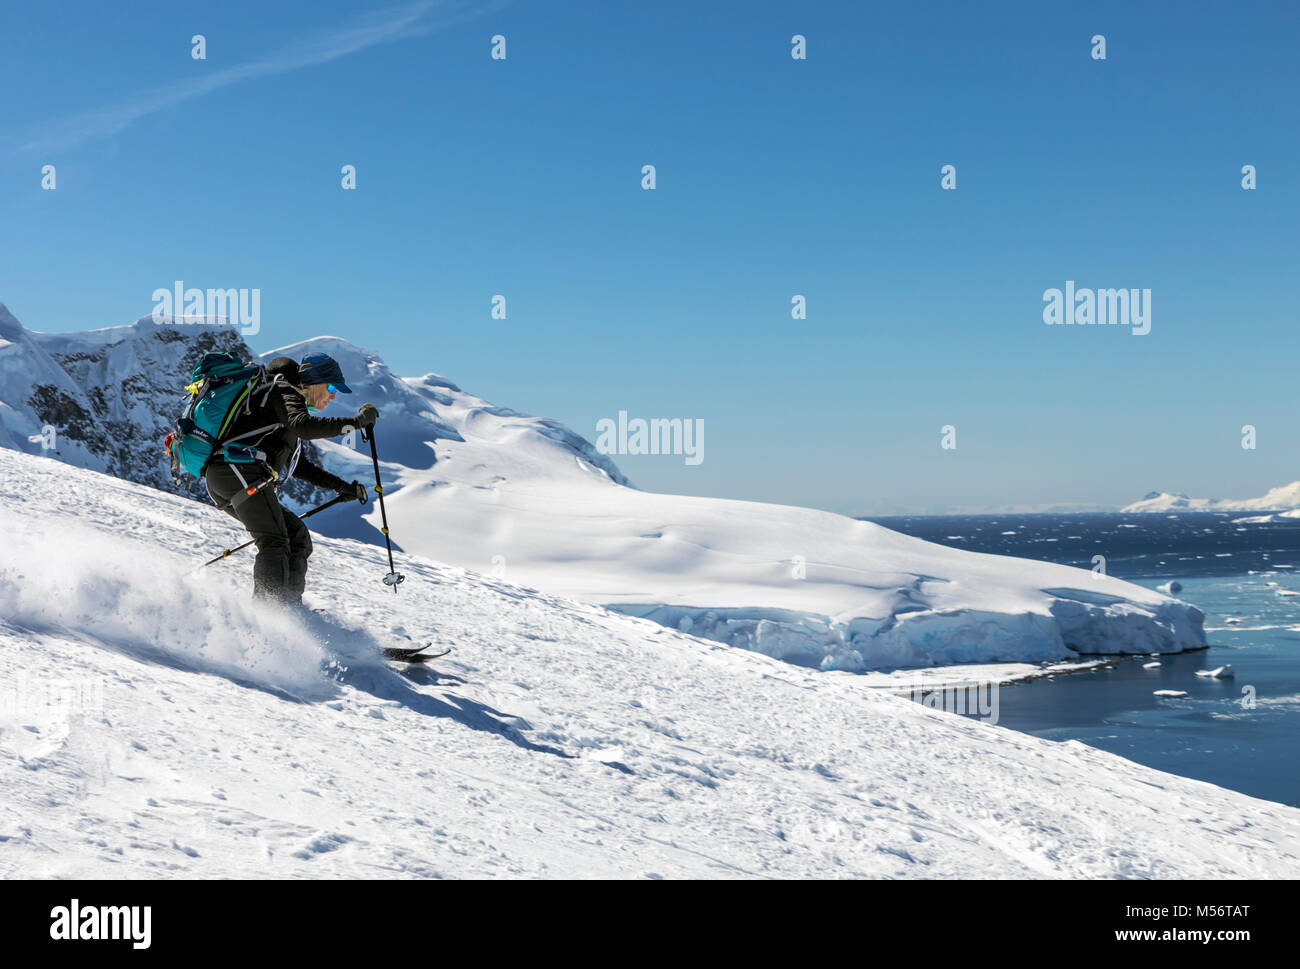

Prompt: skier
[{"left": 203, "top": 351, "right": 379, "bottom": 605}]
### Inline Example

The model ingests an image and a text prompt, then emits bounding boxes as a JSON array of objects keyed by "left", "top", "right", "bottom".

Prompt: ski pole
[
  {"left": 195, "top": 493, "right": 351, "bottom": 571},
  {"left": 362, "top": 424, "right": 405, "bottom": 592}
]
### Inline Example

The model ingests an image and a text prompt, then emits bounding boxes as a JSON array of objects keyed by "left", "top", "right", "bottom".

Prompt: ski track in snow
[{"left": 2, "top": 449, "right": 1298, "bottom": 878}]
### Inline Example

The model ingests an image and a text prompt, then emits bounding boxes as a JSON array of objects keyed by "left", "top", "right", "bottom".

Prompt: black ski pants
[{"left": 204, "top": 462, "right": 312, "bottom": 604}]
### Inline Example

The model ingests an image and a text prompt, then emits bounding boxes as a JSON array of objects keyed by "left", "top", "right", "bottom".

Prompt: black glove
[
  {"left": 354, "top": 404, "right": 380, "bottom": 428},
  {"left": 339, "top": 480, "right": 367, "bottom": 504}
]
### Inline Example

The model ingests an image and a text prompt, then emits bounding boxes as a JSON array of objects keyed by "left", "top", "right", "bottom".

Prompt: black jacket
[{"left": 210, "top": 357, "right": 352, "bottom": 493}]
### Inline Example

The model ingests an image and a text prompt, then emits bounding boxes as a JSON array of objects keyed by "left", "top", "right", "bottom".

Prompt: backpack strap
[
  {"left": 222, "top": 424, "right": 282, "bottom": 449},
  {"left": 257, "top": 374, "right": 284, "bottom": 407},
  {"left": 228, "top": 464, "right": 279, "bottom": 511}
]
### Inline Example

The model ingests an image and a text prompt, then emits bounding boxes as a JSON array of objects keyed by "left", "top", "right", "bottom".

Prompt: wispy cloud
[{"left": 14, "top": 0, "right": 503, "bottom": 156}]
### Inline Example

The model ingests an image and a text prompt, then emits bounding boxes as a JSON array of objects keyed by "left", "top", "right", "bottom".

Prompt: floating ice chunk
[
  {"left": 1195, "top": 665, "right": 1234, "bottom": 678},
  {"left": 1154, "top": 689, "right": 1189, "bottom": 698},
  {"left": 1158, "top": 581, "right": 1183, "bottom": 594},
  {"left": 1143, "top": 661, "right": 1162, "bottom": 669}
]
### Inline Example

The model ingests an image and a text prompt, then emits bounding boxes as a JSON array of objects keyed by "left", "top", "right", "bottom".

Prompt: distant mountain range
[{"left": 1122, "top": 483, "right": 1300, "bottom": 514}]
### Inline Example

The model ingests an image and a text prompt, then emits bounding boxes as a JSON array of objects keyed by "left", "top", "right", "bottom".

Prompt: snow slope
[
  {"left": 1124, "top": 483, "right": 1300, "bottom": 513},
  {"left": 266, "top": 338, "right": 1207, "bottom": 671},
  {"left": 1, "top": 447, "right": 1297, "bottom": 878}
]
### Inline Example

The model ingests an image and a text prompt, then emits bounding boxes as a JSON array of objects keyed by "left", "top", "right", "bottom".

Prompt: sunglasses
[{"left": 327, "top": 384, "right": 339, "bottom": 395}]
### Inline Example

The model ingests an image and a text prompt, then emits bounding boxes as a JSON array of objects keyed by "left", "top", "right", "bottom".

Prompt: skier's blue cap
[{"left": 298, "top": 352, "right": 352, "bottom": 393}]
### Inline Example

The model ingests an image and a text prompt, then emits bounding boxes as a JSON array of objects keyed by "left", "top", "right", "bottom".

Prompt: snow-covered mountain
[
  {"left": 0, "top": 303, "right": 329, "bottom": 506},
  {"left": 2, "top": 447, "right": 1297, "bottom": 878},
  {"left": 261, "top": 337, "right": 1207, "bottom": 670},
  {"left": 0, "top": 303, "right": 1208, "bottom": 672},
  {"left": 1123, "top": 483, "right": 1300, "bottom": 514}
]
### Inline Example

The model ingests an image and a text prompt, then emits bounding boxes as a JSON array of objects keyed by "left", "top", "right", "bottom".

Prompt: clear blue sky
[{"left": 2, "top": 0, "right": 1296, "bottom": 514}]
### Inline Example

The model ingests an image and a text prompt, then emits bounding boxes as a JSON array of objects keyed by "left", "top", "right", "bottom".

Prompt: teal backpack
[{"left": 165, "top": 352, "right": 273, "bottom": 482}]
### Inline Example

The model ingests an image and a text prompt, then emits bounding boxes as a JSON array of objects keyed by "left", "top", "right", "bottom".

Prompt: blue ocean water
[{"left": 871, "top": 513, "right": 1300, "bottom": 808}]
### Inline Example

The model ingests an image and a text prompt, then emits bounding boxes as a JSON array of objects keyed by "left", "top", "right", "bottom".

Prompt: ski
[{"left": 382, "top": 645, "right": 453, "bottom": 662}]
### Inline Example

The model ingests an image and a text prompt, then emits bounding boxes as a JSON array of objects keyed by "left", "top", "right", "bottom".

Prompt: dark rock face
[
  {"left": 26, "top": 385, "right": 95, "bottom": 447},
  {"left": 8, "top": 311, "right": 332, "bottom": 509}
]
